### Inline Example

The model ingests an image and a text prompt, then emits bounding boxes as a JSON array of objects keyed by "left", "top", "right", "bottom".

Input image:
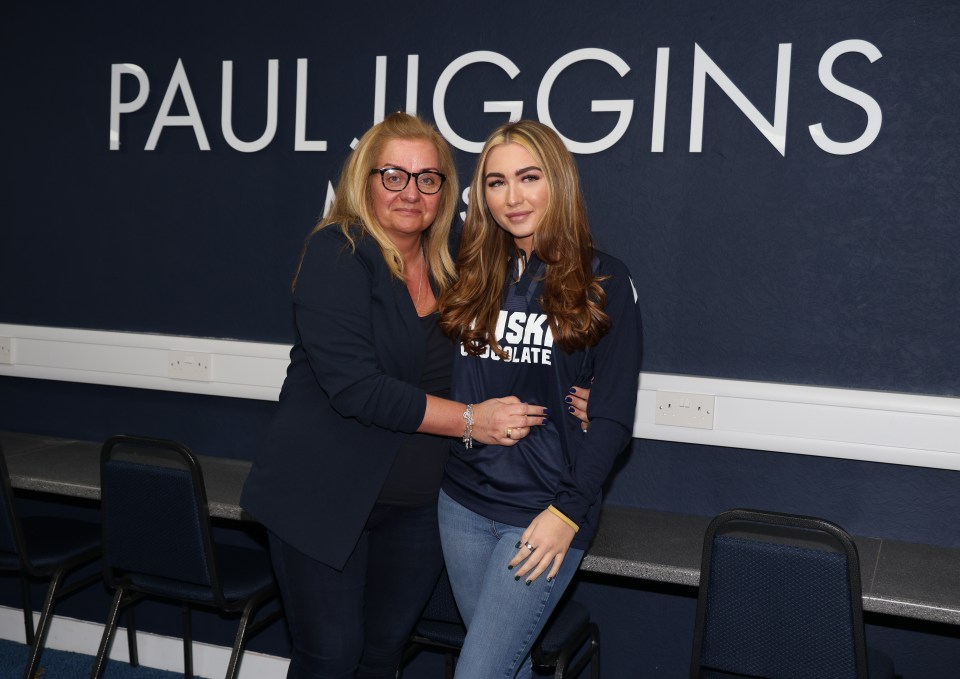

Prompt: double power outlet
[
  {"left": 655, "top": 390, "right": 716, "bottom": 430},
  {"left": 167, "top": 350, "right": 212, "bottom": 381}
]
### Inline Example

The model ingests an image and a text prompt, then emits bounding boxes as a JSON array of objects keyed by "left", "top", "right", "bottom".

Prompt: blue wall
[
  {"left": 4, "top": 1, "right": 958, "bottom": 394},
  {"left": 3, "top": 1, "right": 959, "bottom": 676}
]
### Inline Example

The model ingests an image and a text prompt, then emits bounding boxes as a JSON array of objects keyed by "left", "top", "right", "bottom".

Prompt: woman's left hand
[
  {"left": 507, "top": 509, "right": 576, "bottom": 584},
  {"left": 566, "top": 385, "right": 591, "bottom": 432}
]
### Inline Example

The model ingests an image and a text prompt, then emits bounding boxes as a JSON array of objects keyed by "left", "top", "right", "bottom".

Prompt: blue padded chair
[
  {"left": 403, "top": 567, "right": 600, "bottom": 678},
  {"left": 690, "top": 508, "right": 896, "bottom": 679},
  {"left": 0, "top": 442, "right": 102, "bottom": 679},
  {"left": 91, "top": 434, "right": 282, "bottom": 679}
]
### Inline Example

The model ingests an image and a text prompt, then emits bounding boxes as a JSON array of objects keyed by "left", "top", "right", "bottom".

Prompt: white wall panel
[{"left": 2, "top": 324, "right": 958, "bottom": 470}]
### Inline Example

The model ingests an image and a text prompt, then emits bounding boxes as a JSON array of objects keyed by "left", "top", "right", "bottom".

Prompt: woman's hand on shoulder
[
  {"left": 471, "top": 396, "right": 547, "bottom": 446},
  {"left": 507, "top": 509, "right": 576, "bottom": 583}
]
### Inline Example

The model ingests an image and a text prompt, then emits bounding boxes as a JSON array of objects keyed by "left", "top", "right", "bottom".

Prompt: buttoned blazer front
[{"left": 240, "top": 225, "right": 431, "bottom": 569}]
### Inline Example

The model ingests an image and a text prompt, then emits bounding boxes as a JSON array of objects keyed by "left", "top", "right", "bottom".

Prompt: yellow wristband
[{"left": 548, "top": 505, "right": 580, "bottom": 533}]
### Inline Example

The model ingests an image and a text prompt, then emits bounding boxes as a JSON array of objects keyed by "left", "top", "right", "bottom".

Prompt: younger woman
[{"left": 438, "top": 119, "right": 641, "bottom": 678}]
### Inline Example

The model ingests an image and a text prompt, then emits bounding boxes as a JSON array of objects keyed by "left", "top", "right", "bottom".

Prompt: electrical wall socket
[
  {"left": 655, "top": 390, "right": 715, "bottom": 430},
  {"left": 167, "top": 350, "right": 211, "bottom": 381},
  {"left": 0, "top": 337, "right": 11, "bottom": 364}
]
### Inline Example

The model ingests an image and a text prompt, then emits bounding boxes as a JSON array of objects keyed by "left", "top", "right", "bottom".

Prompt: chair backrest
[
  {"left": 691, "top": 508, "right": 869, "bottom": 679},
  {"left": 0, "top": 445, "right": 30, "bottom": 570},
  {"left": 100, "top": 435, "right": 222, "bottom": 598},
  {"left": 420, "top": 568, "right": 464, "bottom": 625}
]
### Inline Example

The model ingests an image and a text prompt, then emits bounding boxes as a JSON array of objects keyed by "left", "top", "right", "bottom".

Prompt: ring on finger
[
  {"left": 506, "top": 428, "right": 513, "bottom": 439},
  {"left": 525, "top": 542, "right": 535, "bottom": 552}
]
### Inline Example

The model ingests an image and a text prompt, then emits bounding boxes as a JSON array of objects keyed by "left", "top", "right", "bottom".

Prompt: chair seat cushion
[
  {"left": 413, "top": 620, "right": 466, "bottom": 648},
  {"left": 126, "top": 543, "right": 274, "bottom": 605},
  {"left": 0, "top": 517, "right": 100, "bottom": 571}
]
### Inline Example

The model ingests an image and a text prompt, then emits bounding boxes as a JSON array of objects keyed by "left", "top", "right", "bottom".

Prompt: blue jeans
[
  {"left": 269, "top": 502, "right": 444, "bottom": 679},
  {"left": 438, "top": 490, "right": 584, "bottom": 679}
]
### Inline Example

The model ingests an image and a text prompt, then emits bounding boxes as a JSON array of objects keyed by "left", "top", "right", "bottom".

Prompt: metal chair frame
[
  {"left": 690, "top": 508, "right": 883, "bottom": 679},
  {"left": 91, "top": 434, "right": 282, "bottom": 679},
  {"left": 0, "top": 443, "right": 102, "bottom": 679}
]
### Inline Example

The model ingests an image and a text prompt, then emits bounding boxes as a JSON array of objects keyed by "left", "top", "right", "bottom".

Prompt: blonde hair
[
  {"left": 440, "top": 119, "right": 609, "bottom": 356},
  {"left": 294, "top": 112, "right": 458, "bottom": 291}
]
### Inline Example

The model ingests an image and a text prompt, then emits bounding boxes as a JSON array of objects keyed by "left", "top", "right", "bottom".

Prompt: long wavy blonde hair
[
  {"left": 293, "top": 112, "right": 459, "bottom": 292},
  {"left": 439, "top": 119, "right": 609, "bottom": 357}
]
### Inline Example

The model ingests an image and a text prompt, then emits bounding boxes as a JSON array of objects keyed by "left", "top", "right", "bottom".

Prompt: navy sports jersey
[{"left": 441, "top": 249, "right": 641, "bottom": 548}]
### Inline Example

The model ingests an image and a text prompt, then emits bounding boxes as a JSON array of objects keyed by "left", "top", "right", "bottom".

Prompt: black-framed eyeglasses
[{"left": 369, "top": 167, "right": 446, "bottom": 195}]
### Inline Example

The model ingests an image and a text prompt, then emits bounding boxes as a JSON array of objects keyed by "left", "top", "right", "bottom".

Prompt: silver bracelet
[{"left": 462, "top": 403, "right": 475, "bottom": 449}]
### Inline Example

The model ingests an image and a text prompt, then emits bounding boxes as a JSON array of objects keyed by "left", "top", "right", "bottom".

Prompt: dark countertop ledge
[{"left": 3, "top": 431, "right": 958, "bottom": 625}]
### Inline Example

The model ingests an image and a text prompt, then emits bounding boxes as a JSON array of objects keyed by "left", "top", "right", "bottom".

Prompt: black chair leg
[
  {"left": 127, "top": 606, "right": 139, "bottom": 667},
  {"left": 19, "top": 576, "right": 34, "bottom": 646},
  {"left": 23, "top": 566, "right": 67, "bottom": 679},
  {"left": 90, "top": 588, "right": 127, "bottom": 679},
  {"left": 182, "top": 606, "right": 193, "bottom": 679},
  {"left": 225, "top": 590, "right": 284, "bottom": 679},
  {"left": 224, "top": 603, "right": 253, "bottom": 679}
]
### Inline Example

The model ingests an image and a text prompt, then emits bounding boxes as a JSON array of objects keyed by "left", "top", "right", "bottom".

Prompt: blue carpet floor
[{"left": 0, "top": 638, "right": 183, "bottom": 678}]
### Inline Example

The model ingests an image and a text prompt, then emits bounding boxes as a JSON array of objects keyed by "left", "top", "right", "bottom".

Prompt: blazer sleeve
[
  {"left": 292, "top": 229, "right": 427, "bottom": 432},
  {"left": 552, "top": 255, "right": 641, "bottom": 526}
]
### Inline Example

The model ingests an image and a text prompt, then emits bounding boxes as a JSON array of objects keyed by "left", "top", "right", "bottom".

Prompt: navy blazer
[{"left": 241, "top": 225, "right": 432, "bottom": 569}]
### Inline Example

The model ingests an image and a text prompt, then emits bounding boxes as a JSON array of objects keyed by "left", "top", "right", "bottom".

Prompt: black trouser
[{"left": 269, "top": 502, "right": 444, "bottom": 679}]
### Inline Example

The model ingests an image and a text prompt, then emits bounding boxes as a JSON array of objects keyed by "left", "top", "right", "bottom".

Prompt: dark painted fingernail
[
  {"left": 565, "top": 396, "right": 573, "bottom": 403},
  {"left": 515, "top": 541, "right": 521, "bottom": 549},
  {"left": 525, "top": 580, "right": 532, "bottom": 586},
  {"left": 568, "top": 406, "right": 575, "bottom": 414},
  {"left": 543, "top": 408, "right": 550, "bottom": 416},
  {"left": 568, "top": 387, "right": 577, "bottom": 393},
  {"left": 514, "top": 575, "right": 521, "bottom": 581},
  {"left": 546, "top": 576, "right": 553, "bottom": 582},
  {"left": 507, "top": 564, "right": 513, "bottom": 570}
]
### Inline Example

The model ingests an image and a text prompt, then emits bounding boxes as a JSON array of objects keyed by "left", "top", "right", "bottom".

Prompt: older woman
[
  {"left": 438, "top": 120, "right": 641, "bottom": 678},
  {"left": 240, "top": 113, "right": 559, "bottom": 679}
]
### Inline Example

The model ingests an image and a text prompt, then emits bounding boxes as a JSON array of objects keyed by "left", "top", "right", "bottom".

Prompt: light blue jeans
[{"left": 438, "top": 489, "right": 584, "bottom": 679}]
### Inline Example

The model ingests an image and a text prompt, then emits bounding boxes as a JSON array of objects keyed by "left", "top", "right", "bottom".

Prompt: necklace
[{"left": 512, "top": 247, "right": 529, "bottom": 284}]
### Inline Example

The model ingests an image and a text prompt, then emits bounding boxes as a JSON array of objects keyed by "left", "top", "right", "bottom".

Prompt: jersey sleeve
[{"left": 552, "top": 255, "right": 641, "bottom": 526}]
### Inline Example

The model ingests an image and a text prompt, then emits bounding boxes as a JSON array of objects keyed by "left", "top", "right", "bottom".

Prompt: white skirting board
[
  {"left": 1, "top": 323, "right": 959, "bottom": 471},
  {"left": 0, "top": 605, "right": 289, "bottom": 678}
]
